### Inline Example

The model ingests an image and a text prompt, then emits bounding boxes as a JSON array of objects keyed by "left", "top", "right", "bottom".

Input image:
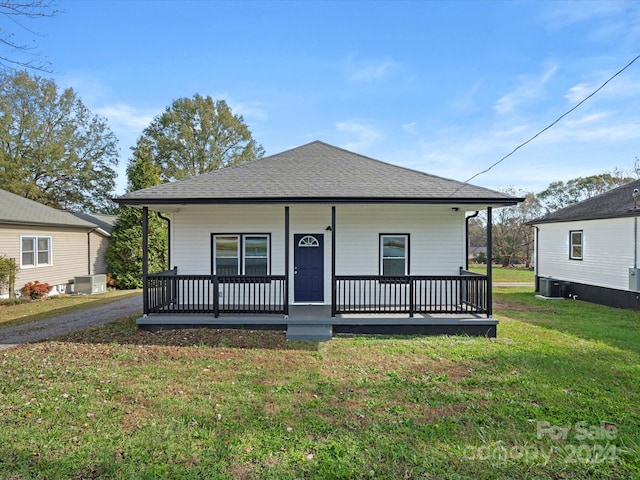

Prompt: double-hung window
[
  {"left": 380, "top": 234, "right": 409, "bottom": 276},
  {"left": 243, "top": 236, "right": 269, "bottom": 275},
  {"left": 569, "top": 230, "right": 583, "bottom": 260},
  {"left": 21, "top": 236, "right": 52, "bottom": 267},
  {"left": 212, "top": 234, "right": 270, "bottom": 275}
]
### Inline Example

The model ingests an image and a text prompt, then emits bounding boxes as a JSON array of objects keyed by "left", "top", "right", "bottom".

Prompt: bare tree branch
[{"left": 0, "top": 1, "right": 60, "bottom": 73}]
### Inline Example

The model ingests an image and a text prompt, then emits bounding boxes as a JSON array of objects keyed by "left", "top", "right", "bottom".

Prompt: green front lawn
[
  {"left": 0, "top": 289, "right": 637, "bottom": 479},
  {"left": 468, "top": 264, "right": 534, "bottom": 283}
]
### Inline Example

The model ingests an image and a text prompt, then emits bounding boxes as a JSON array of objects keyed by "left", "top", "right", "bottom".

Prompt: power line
[{"left": 449, "top": 53, "right": 640, "bottom": 197}]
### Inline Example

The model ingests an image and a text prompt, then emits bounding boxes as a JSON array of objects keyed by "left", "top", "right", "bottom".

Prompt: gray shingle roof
[
  {"left": 529, "top": 178, "right": 640, "bottom": 224},
  {"left": 0, "top": 189, "right": 97, "bottom": 229},
  {"left": 116, "top": 141, "right": 520, "bottom": 206},
  {"left": 71, "top": 212, "right": 117, "bottom": 234}
]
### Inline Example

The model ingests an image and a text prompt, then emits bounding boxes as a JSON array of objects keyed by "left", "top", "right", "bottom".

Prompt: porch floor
[{"left": 137, "top": 305, "right": 498, "bottom": 340}]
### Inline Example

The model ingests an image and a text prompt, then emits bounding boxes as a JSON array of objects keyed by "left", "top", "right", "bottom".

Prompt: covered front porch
[
  {"left": 138, "top": 266, "right": 496, "bottom": 339},
  {"left": 137, "top": 203, "right": 499, "bottom": 340}
]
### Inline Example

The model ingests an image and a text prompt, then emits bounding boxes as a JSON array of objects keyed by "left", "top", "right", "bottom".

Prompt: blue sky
[{"left": 24, "top": 0, "right": 640, "bottom": 194}]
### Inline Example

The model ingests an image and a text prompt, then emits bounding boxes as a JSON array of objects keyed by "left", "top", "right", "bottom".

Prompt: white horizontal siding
[
  {"left": 335, "top": 204, "right": 464, "bottom": 276},
  {"left": 0, "top": 224, "right": 92, "bottom": 295},
  {"left": 172, "top": 205, "right": 285, "bottom": 275},
  {"left": 171, "top": 204, "right": 466, "bottom": 305},
  {"left": 536, "top": 217, "right": 636, "bottom": 291}
]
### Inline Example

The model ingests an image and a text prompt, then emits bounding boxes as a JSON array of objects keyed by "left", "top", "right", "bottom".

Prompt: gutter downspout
[
  {"left": 465, "top": 211, "right": 480, "bottom": 270},
  {"left": 87, "top": 230, "right": 92, "bottom": 275},
  {"left": 157, "top": 212, "right": 171, "bottom": 270},
  {"left": 635, "top": 217, "right": 638, "bottom": 270}
]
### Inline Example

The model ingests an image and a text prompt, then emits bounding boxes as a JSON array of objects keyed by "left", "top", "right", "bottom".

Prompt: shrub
[
  {"left": 0, "top": 297, "right": 31, "bottom": 307},
  {"left": 0, "top": 255, "right": 19, "bottom": 295},
  {"left": 473, "top": 252, "right": 487, "bottom": 264},
  {"left": 23, "top": 281, "right": 53, "bottom": 299}
]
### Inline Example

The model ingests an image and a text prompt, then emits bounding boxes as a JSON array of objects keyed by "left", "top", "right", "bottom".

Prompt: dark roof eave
[
  {"left": 0, "top": 219, "right": 98, "bottom": 229},
  {"left": 114, "top": 196, "right": 523, "bottom": 207},
  {"left": 528, "top": 209, "right": 640, "bottom": 225}
]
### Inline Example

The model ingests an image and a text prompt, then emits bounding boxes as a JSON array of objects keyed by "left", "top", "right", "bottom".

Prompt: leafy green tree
[
  {"left": 472, "top": 189, "right": 541, "bottom": 266},
  {"left": 492, "top": 190, "right": 542, "bottom": 266},
  {"left": 0, "top": 255, "right": 19, "bottom": 296},
  {"left": 0, "top": 71, "right": 119, "bottom": 212},
  {"left": 141, "top": 95, "right": 265, "bottom": 182},
  {"left": 106, "top": 140, "right": 168, "bottom": 289},
  {"left": 537, "top": 173, "right": 633, "bottom": 214}
]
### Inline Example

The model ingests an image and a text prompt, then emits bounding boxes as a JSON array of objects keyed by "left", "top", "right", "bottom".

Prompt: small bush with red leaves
[{"left": 23, "top": 281, "right": 53, "bottom": 299}]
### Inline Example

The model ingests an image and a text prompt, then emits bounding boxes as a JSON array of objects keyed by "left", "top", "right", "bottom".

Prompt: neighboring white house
[
  {"left": 116, "top": 141, "right": 521, "bottom": 338},
  {"left": 529, "top": 179, "right": 640, "bottom": 309},
  {"left": 0, "top": 189, "right": 114, "bottom": 297}
]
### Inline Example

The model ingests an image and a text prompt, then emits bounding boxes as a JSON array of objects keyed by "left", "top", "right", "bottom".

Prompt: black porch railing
[
  {"left": 146, "top": 269, "right": 488, "bottom": 318},
  {"left": 146, "top": 269, "right": 287, "bottom": 317},
  {"left": 334, "top": 270, "right": 488, "bottom": 317}
]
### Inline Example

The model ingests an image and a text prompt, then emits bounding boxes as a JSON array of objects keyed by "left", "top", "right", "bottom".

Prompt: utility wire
[{"left": 449, "top": 53, "right": 640, "bottom": 197}]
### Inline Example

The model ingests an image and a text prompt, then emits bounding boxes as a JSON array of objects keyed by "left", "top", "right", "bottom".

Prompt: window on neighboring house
[
  {"left": 212, "top": 234, "right": 270, "bottom": 275},
  {"left": 570, "top": 230, "right": 583, "bottom": 260},
  {"left": 21, "top": 236, "right": 52, "bottom": 267},
  {"left": 380, "top": 234, "right": 409, "bottom": 276}
]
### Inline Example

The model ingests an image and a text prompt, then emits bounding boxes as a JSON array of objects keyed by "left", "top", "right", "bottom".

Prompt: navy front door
[{"left": 294, "top": 234, "right": 324, "bottom": 302}]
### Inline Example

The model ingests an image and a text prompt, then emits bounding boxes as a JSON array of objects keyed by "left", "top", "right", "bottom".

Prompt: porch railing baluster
[
  {"left": 334, "top": 272, "right": 488, "bottom": 315},
  {"left": 146, "top": 271, "right": 488, "bottom": 318},
  {"left": 145, "top": 272, "right": 286, "bottom": 316}
]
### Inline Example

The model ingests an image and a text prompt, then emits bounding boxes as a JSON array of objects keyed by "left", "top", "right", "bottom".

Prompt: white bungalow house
[
  {"left": 529, "top": 179, "right": 640, "bottom": 309},
  {"left": 115, "top": 141, "right": 522, "bottom": 339}
]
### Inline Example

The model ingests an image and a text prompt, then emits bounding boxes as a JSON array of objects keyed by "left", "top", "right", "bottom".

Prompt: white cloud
[
  {"left": 565, "top": 82, "right": 593, "bottom": 104},
  {"left": 347, "top": 56, "right": 396, "bottom": 82},
  {"left": 564, "top": 112, "right": 609, "bottom": 127},
  {"left": 228, "top": 100, "right": 269, "bottom": 122},
  {"left": 334, "top": 120, "right": 382, "bottom": 151},
  {"left": 494, "top": 64, "right": 558, "bottom": 114},
  {"left": 402, "top": 122, "right": 417, "bottom": 135},
  {"left": 542, "top": 1, "right": 628, "bottom": 29},
  {"left": 95, "top": 103, "right": 155, "bottom": 130},
  {"left": 565, "top": 73, "right": 640, "bottom": 104}
]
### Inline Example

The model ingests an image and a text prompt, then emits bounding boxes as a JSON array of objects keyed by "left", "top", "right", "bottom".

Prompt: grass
[
  {"left": 468, "top": 264, "right": 534, "bottom": 283},
  {"left": 0, "top": 289, "right": 638, "bottom": 479},
  {"left": 0, "top": 289, "right": 141, "bottom": 330}
]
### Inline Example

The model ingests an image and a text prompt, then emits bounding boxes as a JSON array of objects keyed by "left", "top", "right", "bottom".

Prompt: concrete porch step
[{"left": 286, "top": 323, "right": 333, "bottom": 342}]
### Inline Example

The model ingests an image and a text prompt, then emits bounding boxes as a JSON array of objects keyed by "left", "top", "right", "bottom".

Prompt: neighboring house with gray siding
[
  {"left": 529, "top": 179, "right": 640, "bottom": 309},
  {"left": 0, "top": 189, "right": 113, "bottom": 297},
  {"left": 116, "top": 141, "right": 521, "bottom": 338}
]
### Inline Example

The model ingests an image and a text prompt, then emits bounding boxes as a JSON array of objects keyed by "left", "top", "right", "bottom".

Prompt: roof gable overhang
[
  {"left": 115, "top": 196, "right": 523, "bottom": 209},
  {"left": 0, "top": 219, "right": 98, "bottom": 230}
]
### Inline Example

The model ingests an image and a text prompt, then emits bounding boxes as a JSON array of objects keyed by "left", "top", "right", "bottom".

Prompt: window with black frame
[
  {"left": 569, "top": 230, "right": 583, "bottom": 260},
  {"left": 380, "top": 234, "right": 409, "bottom": 276},
  {"left": 212, "top": 234, "right": 270, "bottom": 275}
]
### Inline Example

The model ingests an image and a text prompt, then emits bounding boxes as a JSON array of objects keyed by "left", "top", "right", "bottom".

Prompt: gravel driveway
[{"left": 0, "top": 295, "right": 142, "bottom": 352}]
